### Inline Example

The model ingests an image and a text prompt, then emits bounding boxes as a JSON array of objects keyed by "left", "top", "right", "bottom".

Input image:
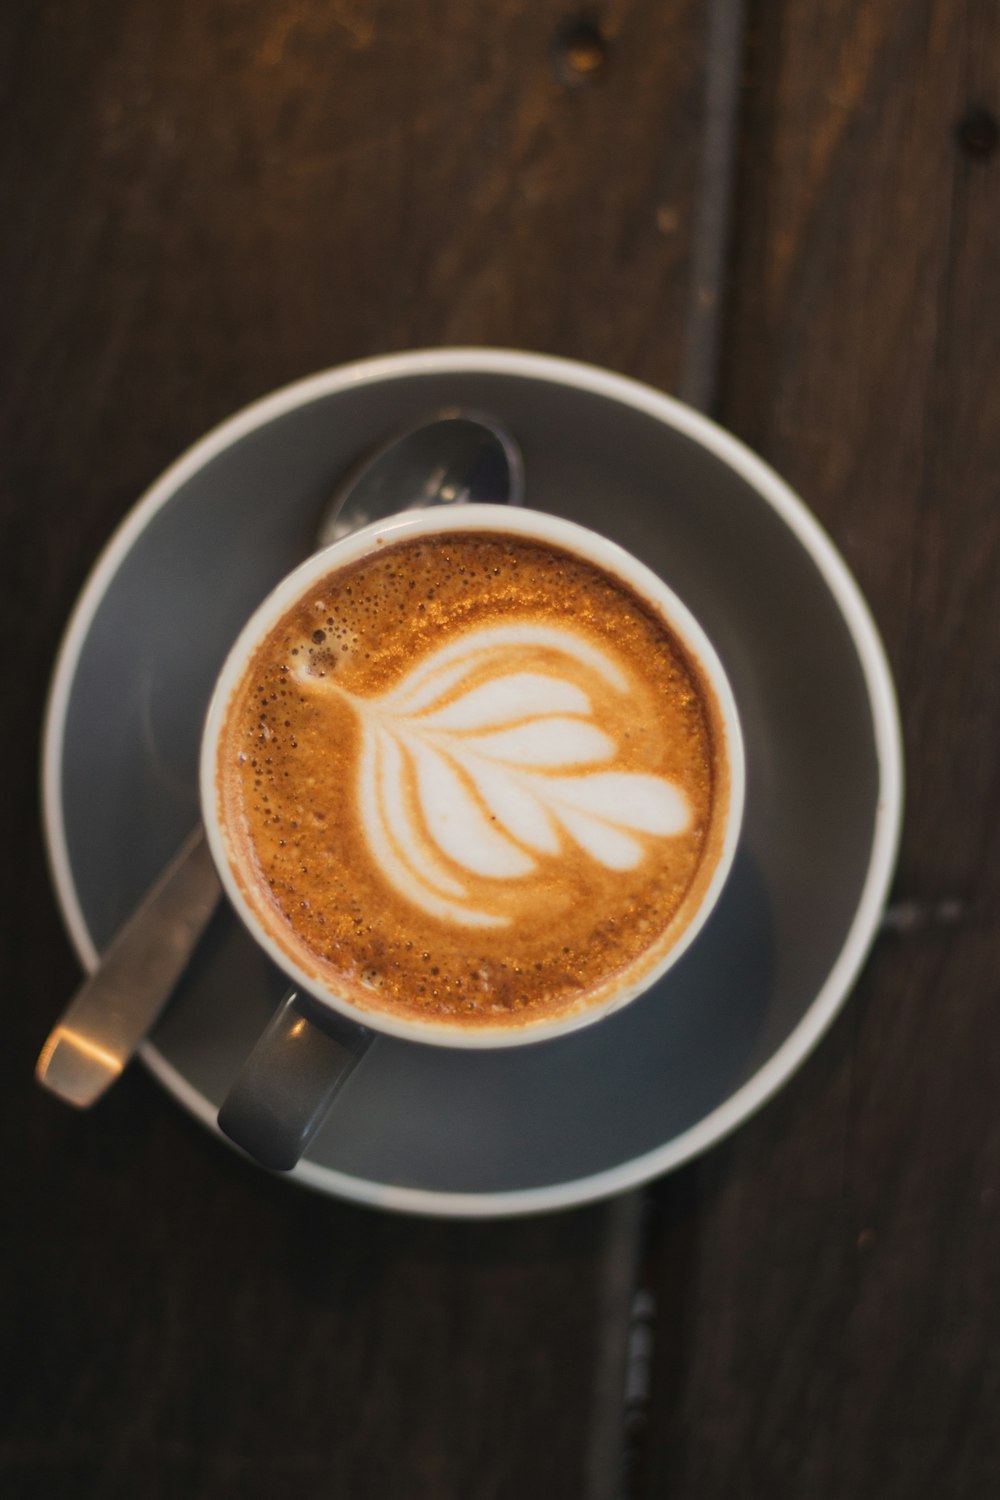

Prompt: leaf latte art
[
  {"left": 216, "top": 532, "right": 725, "bottom": 1029},
  {"left": 299, "top": 623, "right": 693, "bottom": 928}
]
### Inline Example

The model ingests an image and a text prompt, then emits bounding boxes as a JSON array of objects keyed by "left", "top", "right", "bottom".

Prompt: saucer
[{"left": 43, "top": 350, "right": 903, "bottom": 1217}]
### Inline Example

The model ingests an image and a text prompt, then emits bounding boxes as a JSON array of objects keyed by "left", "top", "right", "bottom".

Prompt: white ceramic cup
[{"left": 200, "top": 503, "right": 745, "bottom": 1168}]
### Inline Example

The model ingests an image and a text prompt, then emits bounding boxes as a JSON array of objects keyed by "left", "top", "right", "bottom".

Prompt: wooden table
[{"left": 4, "top": 2, "right": 999, "bottom": 1495}]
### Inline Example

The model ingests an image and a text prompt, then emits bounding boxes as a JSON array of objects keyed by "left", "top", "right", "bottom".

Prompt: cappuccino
[{"left": 213, "top": 529, "right": 730, "bottom": 1029}]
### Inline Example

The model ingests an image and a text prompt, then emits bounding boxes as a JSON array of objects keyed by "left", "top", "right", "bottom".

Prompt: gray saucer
[{"left": 43, "top": 350, "right": 903, "bottom": 1216}]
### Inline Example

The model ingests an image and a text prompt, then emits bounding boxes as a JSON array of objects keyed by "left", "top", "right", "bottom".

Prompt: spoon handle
[{"left": 36, "top": 827, "right": 221, "bottom": 1107}]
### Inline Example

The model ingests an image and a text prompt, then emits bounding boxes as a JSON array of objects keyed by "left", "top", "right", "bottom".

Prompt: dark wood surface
[{"left": 3, "top": 2, "right": 998, "bottom": 1496}]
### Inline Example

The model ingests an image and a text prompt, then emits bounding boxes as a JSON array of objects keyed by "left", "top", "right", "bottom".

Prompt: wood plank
[
  {"left": 0, "top": 1, "right": 737, "bottom": 1495},
  {"left": 4, "top": 1101, "right": 625, "bottom": 1498},
  {"left": 640, "top": 0, "right": 1000, "bottom": 1494}
]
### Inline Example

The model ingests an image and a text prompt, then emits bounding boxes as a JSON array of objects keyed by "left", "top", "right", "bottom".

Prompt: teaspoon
[{"left": 36, "top": 411, "right": 523, "bottom": 1107}]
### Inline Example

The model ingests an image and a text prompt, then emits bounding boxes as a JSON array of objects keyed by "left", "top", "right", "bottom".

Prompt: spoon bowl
[{"left": 318, "top": 410, "right": 523, "bottom": 546}]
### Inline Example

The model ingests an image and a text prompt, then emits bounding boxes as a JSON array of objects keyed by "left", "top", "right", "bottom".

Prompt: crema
[{"left": 214, "top": 531, "right": 729, "bottom": 1028}]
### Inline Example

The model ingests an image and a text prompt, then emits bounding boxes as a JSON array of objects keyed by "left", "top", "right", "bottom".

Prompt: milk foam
[{"left": 295, "top": 622, "right": 691, "bottom": 927}]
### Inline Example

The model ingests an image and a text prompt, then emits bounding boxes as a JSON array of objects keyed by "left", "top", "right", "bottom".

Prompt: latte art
[
  {"left": 215, "top": 530, "right": 728, "bottom": 1029},
  {"left": 293, "top": 623, "right": 692, "bottom": 928}
]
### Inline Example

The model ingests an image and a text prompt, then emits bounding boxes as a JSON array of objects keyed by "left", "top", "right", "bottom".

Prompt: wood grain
[
  {"left": 0, "top": 2, "right": 725, "bottom": 1497},
  {"left": 8, "top": 0, "right": 996, "bottom": 1493},
  {"left": 640, "top": 1, "right": 1000, "bottom": 1494},
  {"left": 4, "top": 1092, "right": 630, "bottom": 1498}
]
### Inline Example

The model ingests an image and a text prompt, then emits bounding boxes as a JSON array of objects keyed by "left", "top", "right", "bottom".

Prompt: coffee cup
[{"left": 201, "top": 503, "right": 745, "bottom": 1169}]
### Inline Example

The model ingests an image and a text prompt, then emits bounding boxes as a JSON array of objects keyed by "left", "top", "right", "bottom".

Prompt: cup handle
[{"left": 218, "top": 990, "right": 373, "bottom": 1171}]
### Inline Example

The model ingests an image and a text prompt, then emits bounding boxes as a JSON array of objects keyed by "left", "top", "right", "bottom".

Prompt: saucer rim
[{"left": 41, "top": 346, "right": 904, "bottom": 1218}]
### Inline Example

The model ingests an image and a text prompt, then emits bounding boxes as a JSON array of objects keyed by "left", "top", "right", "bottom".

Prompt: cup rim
[{"left": 200, "top": 501, "right": 746, "bottom": 1048}]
